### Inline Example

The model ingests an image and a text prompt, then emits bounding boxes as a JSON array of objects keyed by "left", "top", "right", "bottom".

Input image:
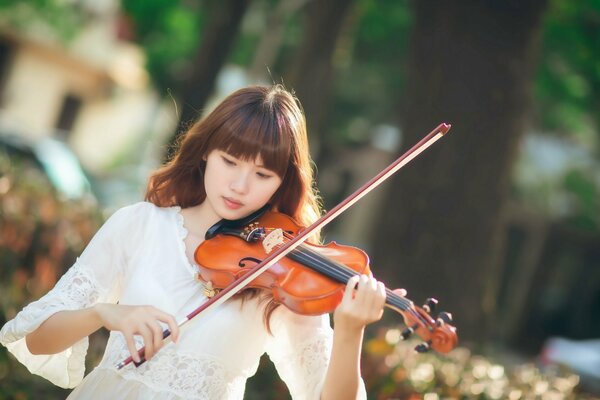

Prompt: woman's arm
[
  {"left": 320, "top": 275, "right": 388, "bottom": 400},
  {"left": 26, "top": 303, "right": 180, "bottom": 362}
]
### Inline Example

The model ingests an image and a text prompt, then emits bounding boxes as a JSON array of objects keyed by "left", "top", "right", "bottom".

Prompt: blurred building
[{"left": 0, "top": 1, "right": 175, "bottom": 205}]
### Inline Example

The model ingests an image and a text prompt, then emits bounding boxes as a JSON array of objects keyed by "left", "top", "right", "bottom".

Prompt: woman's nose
[{"left": 230, "top": 171, "right": 250, "bottom": 194}]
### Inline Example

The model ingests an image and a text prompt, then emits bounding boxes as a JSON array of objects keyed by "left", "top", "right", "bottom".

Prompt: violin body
[
  {"left": 195, "top": 209, "right": 458, "bottom": 354},
  {"left": 195, "top": 211, "right": 371, "bottom": 315}
]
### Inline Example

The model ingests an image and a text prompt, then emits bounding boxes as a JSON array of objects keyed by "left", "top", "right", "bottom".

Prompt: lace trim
[
  {"left": 270, "top": 327, "right": 332, "bottom": 399},
  {"left": 99, "top": 337, "right": 246, "bottom": 399},
  {"left": 1, "top": 261, "right": 104, "bottom": 343},
  {"left": 53, "top": 260, "right": 105, "bottom": 308},
  {"left": 296, "top": 329, "right": 332, "bottom": 376}
]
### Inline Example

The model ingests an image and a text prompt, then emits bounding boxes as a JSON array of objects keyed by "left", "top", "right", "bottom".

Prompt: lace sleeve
[
  {"left": 0, "top": 202, "right": 148, "bottom": 388},
  {"left": 265, "top": 308, "right": 366, "bottom": 400}
]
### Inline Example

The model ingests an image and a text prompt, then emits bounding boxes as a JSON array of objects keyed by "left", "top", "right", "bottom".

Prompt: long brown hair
[{"left": 145, "top": 85, "right": 322, "bottom": 330}]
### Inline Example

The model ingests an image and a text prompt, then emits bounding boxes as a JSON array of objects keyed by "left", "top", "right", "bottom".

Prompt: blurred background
[{"left": 0, "top": 0, "right": 599, "bottom": 398}]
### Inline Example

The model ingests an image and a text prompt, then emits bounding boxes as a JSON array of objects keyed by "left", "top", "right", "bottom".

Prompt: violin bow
[{"left": 116, "top": 122, "right": 451, "bottom": 369}]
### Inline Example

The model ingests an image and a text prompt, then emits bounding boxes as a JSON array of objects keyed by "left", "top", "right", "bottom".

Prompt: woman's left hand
[{"left": 333, "top": 274, "right": 388, "bottom": 332}]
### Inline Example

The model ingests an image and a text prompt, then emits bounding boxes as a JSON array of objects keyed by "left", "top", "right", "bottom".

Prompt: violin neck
[{"left": 287, "top": 244, "right": 413, "bottom": 312}]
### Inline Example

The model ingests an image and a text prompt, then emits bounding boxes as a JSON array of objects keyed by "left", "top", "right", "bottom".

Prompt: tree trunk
[
  {"left": 371, "top": 0, "right": 547, "bottom": 342},
  {"left": 248, "top": 0, "right": 310, "bottom": 81},
  {"left": 285, "top": 0, "right": 355, "bottom": 153},
  {"left": 168, "top": 0, "right": 251, "bottom": 155}
]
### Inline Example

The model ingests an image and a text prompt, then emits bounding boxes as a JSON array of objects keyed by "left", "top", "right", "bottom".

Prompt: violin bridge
[
  {"left": 196, "top": 274, "right": 219, "bottom": 298},
  {"left": 263, "top": 228, "right": 284, "bottom": 254}
]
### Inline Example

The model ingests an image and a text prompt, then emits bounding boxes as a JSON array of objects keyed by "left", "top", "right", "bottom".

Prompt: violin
[
  {"left": 116, "top": 122, "right": 455, "bottom": 369},
  {"left": 195, "top": 208, "right": 458, "bottom": 354}
]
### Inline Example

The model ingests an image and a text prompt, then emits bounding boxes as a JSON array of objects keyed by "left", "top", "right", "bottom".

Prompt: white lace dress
[{"left": 0, "top": 202, "right": 367, "bottom": 399}]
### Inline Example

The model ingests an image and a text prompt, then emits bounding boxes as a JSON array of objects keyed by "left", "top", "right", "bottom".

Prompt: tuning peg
[
  {"left": 436, "top": 312, "right": 453, "bottom": 326},
  {"left": 423, "top": 298, "right": 438, "bottom": 313},
  {"left": 414, "top": 341, "right": 431, "bottom": 353},
  {"left": 401, "top": 324, "right": 419, "bottom": 340}
]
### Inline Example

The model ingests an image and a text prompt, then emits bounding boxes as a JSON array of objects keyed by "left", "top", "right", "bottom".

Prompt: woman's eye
[
  {"left": 256, "top": 172, "right": 272, "bottom": 179},
  {"left": 221, "top": 156, "right": 236, "bottom": 166}
]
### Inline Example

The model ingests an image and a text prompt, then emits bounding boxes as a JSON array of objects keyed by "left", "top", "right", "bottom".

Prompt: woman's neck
[{"left": 181, "top": 202, "right": 221, "bottom": 239}]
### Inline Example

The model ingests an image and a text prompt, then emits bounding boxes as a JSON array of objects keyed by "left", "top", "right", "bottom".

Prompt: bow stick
[{"left": 116, "top": 122, "right": 451, "bottom": 369}]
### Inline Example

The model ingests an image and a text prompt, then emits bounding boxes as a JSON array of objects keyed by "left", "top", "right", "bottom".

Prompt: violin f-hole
[{"left": 238, "top": 257, "right": 262, "bottom": 268}]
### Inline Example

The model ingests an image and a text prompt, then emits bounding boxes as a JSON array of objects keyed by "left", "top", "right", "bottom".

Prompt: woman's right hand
[{"left": 93, "top": 303, "right": 180, "bottom": 362}]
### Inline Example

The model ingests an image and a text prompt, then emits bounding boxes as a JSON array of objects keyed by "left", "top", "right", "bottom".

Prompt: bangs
[{"left": 209, "top": 102, "right": 293, "bottom": 178}]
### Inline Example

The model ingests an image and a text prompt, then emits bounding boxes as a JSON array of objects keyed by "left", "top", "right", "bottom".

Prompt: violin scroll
[{"left": 397, "top": 298, "right": 458, "bottom": 354}]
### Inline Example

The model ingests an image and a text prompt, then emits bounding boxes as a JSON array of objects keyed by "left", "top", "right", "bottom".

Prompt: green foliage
[
  {"left": 121, "top": 0, "right": 203, "bottom": 92},
  {"left": 229, "top": 31, "right": 261, "bottom": 67},
  {"left": 562, "top": 168, "right": 599, "bottom": 231},
  {"left": 535, "top": 0, "right": 600, "bottom": 140},
  {"left": 0, "top": 0, "right": 87, "bottom": 41}
]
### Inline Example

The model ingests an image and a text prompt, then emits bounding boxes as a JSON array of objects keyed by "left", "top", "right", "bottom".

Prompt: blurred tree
[
  {"left": 370, "top": 0, "right": 549, "bottom": 343},
  {"left": 328, "top": 0, "right": 412, "bottom": 138},
  {"left": 283, "top": 0, "right": 355, "bottom": 150},
  {"left": 121, "top": 0, "right": 252, "bottom": 155},
  {"left": 312, "top": 0, "right": 412, "bottom": 214},
  {"left": 247, "top": 0, "right": 308, "bottom": 81},
  {"left": 535, "top": 0, "right": 600, "bottom": 141},
  {"left": 119, "top": 0, "right": 202, "bottom": 93},
  {"left": 172, "top": 0, "right": 252, "bottom": 146}
]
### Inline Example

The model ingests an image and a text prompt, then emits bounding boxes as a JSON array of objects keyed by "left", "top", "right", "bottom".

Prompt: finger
[
  {"left": 344, "top": 275, "right": 361, "bottom": 302},
  {"left": 367, "top": 278, "right": 385, "bottom": 315},
  {"left": 393, "top": 288, "right": 407, "bottom": 297},
  {"left": 354, "top": 275, "right": 371, "bottom": 303},
  {"left": 374, "top": 281, "right": 386, "bottom": 315},
  {"left": 150, "top": 321, "right": 164, "bottom": 353},
  {"left": 166, "top": 315, "right": 180, "bottom": 343},
  {"left": 154, "top": 310, "right": 180, "bottom": 343},
  {"left": 377, "top": 281, "right": 387, "bottom": 305},
  {"left": 357, "top": 274, "right": 370, "bottom": 289},
  {"left": 138, "top": 325, "right": 154, "bottom": 360},
  {"left": 124, "top": 333, "right": 141, "bottom": 363},
  {"left": 368, "top": 276, "right": 378, "bottom": 292}
]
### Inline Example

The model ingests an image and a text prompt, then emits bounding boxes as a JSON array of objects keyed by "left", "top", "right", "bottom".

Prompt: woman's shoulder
[
  {"left": 107, "top": 201, "right": 178, "bottom": 226},
  {"left": 111, "top": 201, "right": 174, "bottom": 215}
]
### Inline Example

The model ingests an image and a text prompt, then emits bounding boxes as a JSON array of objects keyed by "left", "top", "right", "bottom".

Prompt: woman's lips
[{"left": 223, "top": 196, "right": 243, "bottom": 210}]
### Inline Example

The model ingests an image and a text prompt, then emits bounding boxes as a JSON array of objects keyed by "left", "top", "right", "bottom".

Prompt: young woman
[{"left": 1, "top": 85, "right": 391, "bottom": 399}]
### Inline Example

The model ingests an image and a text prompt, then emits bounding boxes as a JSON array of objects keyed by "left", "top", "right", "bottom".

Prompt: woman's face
[{"left": 203, "top": 149, "right": 283, "bottom": 220}]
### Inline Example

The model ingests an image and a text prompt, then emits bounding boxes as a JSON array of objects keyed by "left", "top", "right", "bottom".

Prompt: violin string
[
  {"left": 290, "top": 245, "right": 431, "bottom": 325},
  {"left": 267, "top": 237, "right": 433, "bottom": 330},
  {"left": 283, "top": 240, "right": 414, "bottom": 310},
  {"left": 275, "top": 232, "right": 352, "bottom": 282},
  {"left": 270, "top": 232, "right": 430, "bottom": 325},
  {"left": 290, "top": 245, "right": 414, "bottom": 310}
]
